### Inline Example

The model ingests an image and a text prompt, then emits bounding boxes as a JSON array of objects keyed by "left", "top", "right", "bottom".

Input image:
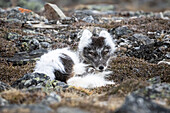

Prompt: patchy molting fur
[
  {"left": 34, "top": 48, "right": 79, "bottom": 81},
  {"left": 34, "top": 29, "right": 116, "bottom": 88}
]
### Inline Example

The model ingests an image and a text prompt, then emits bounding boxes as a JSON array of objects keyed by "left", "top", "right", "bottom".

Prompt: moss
[
  {"left": 0, "top": 37, "right": 19, "bottom": 57},
  {"left": 0, "top": 59, "right": 35, "bottom": 85},
  {"left": 108, "top": 57, "right": 170, "bottom": 83},
  {"left": 107, "top": 79, "right": 148, "bottom": 96}
]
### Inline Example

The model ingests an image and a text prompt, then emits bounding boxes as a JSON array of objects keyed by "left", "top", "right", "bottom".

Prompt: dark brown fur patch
[
  {"left": 91, "top": 36, "right": 105, "bottom": 48},
  {"left": 54, "top": 53, "right": 74, "bottom": 82}
]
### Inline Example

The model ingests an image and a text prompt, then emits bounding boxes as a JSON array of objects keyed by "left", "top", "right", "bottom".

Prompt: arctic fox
[{"left": 34, "top": 29, "right": 116, "bottom": 88}]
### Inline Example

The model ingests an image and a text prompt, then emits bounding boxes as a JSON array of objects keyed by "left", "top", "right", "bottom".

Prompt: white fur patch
[
  {"left": 99, "top": 30, "right": 116, "bottom": 53},
  {"left": 73, "top": 63, "right": 88, "bottom": 75},
  {"left": 34, "top": 48, "right": 79, "bottom": 80},
  {"left": 67, "top": 71, "right": 115, "bottom": 88},
  {"left": 78, "top": 29, "right": 92, "bottom": 52}
]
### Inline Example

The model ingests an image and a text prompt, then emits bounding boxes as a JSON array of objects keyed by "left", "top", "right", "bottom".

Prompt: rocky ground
[{"left": 0, "top": 3, "right": 170, "bottom": 113}]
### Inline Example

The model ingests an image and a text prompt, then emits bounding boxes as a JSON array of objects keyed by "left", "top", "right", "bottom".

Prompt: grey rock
[
  {"left": 37, "top": 36, "right": 52, "bottom": 43},
  {"left": 0, "top": 104, "right": 53, "bottom": 113},
  {"left": 57, "top": 106, "right": 91, "bottom": 113},
  {"left": 40, "top": 42, "right": 50, "bottom": 48},
  {"left": 5, "top": 19, "right": 23, "bottom": 28},
  {"left": 92, "top": 27, "right": 107, "bottom": 36},
  {"left": 11, "top": 73, "right": 50, "bottom": 89},
  {"left": 82, "top": 15, "right": 94, "bottom": 23},
  {"left": 6, "top": 55, "right": 33, "bottom": 66},
  {"left": 30, "top": 21, "right": 40, "bottom": 24},
  {"left": 29, "top": 38, "right": 41, "bottom": 50},
  {"left": 114, "top": 93, "right": 170, "bottom": 113},
  {"left": 87, "top": 4, "right": 115, "bottom": 11},
  {"left": 6, "top": 32, "right": 21, "bottom": 41},
  {"left": 0, "top": 8, "right": 5, "bottom": 14},
  {"left": 115, "top": 26, "right": 132, "bottom": 37},
  {"left": 163, "top": 10, "right": 170, "bottom": 18},
  {"left": 0, "top": 81, "right": 11, "bottom": 92},
  {"left": 0, "top": 97, "right": 9, "bottom": 106},
  {"left": 133, "top": 33, "right": 154, "bottom": 45},
  {"left": 11, "top": 73, "right": 69, "bottom": 91},
  {"left": 165, "top": 52, "right": 170, "bottom": 58},
  {"left": 41, "top": 92, "right": 61, "bottom": 105},
  {"left": 135, "top": 82, "right": 170, "bottom": 100},
  {"left": 29, "top": 49, "right": 48, "bottom": 57}
]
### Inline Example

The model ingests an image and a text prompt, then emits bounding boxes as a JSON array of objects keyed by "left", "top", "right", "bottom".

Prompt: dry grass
[{"left": 0, "top": 89, "right": 45, "bottom": 104}]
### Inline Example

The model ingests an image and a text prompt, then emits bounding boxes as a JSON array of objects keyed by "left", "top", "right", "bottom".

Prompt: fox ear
[
  {"left": 99, "top": 30, "right": 111, "bottom": 39},
  {"left": 100, "top": 30, "right": 116, "bottom": 53},
  {"left": 78, "top": 29, "right": 92, "bottom": 51},
  {"left": 80, "top": 29, "right": 92, "bottom": 41}
]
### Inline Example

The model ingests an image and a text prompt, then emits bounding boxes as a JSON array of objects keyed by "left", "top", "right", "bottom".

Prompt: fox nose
[{"left": 98, "top": 65, "right": 104, "bottom": 71}]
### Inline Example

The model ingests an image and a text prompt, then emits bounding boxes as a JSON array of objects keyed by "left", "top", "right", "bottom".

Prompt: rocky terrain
[{"left": 0, "top": 2, "right": 170, "bottom": 113}]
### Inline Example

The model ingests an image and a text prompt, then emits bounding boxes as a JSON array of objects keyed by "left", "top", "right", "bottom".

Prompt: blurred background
[{"left": 0, "top": 0, "right": 170, "bottom": 12}]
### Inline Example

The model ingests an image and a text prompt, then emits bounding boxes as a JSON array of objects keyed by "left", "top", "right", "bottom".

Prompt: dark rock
[
  {"left": 114, "top": 93, "right": 170, "bottom": 113},
  {"left": 0, "top": 81, "right": 11, "bottom": 92},
  {"left": 126, "top": 42, "right": 170, "bottom": 63},
  {"left": 41, "top": 92, "right": 61, "bottom": 105},
  {"left": 59, "top": 17, "right": 78, "bottom": 24},
  {"left": 0, "top": 97, "right": 9, "bottom": 106},
  {"left": 57, "top": 106, "right": 91, "bottom": 113},
  {"left": 0, "top": 104, "right": 53, "bottom": 113}
]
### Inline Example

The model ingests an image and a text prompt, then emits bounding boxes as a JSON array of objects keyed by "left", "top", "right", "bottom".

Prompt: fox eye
[
  {"left": 88, "top": 51, "right": 95, "bottom": 56},
  {"left": 103, "top": 49, "right": 110, "bottom": 55}
]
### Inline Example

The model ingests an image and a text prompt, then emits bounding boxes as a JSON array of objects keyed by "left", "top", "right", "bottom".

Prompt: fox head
[{"left": 78, "top": 29, "right": 116, "bottom": 72}]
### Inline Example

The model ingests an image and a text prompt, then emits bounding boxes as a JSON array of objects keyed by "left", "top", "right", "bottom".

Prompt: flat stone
[
  {"left": 57, "top": 106, "right": 91, "bottom": 113},
  {"left": 29, "top": 49, "right": 48, "bottom": 57},
  {"left": 44, "top": 3, "right": 66, "bottom": 20}
]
